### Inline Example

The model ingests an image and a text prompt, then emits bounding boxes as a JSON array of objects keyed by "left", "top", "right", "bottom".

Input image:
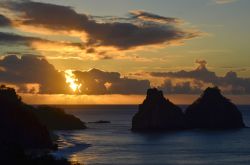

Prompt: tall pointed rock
[{"left": 132, "top": 88, "right": 185, "bottom": 131}]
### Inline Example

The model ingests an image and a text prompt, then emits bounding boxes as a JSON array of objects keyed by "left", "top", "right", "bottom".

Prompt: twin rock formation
[{"left": 132, "top": 87, "right": 245, "bottom": 131}]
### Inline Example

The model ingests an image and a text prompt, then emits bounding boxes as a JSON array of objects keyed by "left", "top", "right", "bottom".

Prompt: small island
[
  {"left": 132, "top": 88, "right": 185, "bottom": 131},
  {"left": 132, "top": 87, "right": 245, "bottom": 132},
  {"left": 185, "top": 87, "right": 245, "bottom": 129},
  {"left": 88, "top": 120, "right": 111, "bottom": 124}
]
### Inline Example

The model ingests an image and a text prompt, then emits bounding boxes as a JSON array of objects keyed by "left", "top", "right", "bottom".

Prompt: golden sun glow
[{"left": 65, "top": 70, "right": 82, "bottom": 92}]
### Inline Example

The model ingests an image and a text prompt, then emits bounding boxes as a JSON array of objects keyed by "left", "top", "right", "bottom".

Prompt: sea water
[{"left": 54, "top": 105, "right": 250, "bottom": 165}]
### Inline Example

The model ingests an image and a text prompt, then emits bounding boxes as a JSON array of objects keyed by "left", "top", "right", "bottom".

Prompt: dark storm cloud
[
  {"left": 0, "top": 14, "right": 11, "bottom": 27},
  {"left": 74, "top": 69, "right": 150, "bottom": 94},
  {"left": 151, "top": 60, "right": 250, "bottom": 94},
  {"left": 1, "top": 1, "right": 199, "bottom": 50},
  {"left": 0, "top": 55, "right": 70, "bottom": 94}
]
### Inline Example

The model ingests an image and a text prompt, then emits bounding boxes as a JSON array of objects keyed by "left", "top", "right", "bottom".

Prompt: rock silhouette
[
  {"left": 88, "top": 120, "right": 111, "bottom": 124},
  {"left": 0, "top": 85, "right": 83, "bottom": 164},
  {"left": 185, "top": 87, "right": 245, "bottom": 129},
  {"left": 32, "top": 106, "right": 86, "bottom": 130},
  {"left": 132, "top": 88, "right": 185, "bottom": 131},
  {"left": 0, "top": 85, "right": 54, "bottom": 149}
]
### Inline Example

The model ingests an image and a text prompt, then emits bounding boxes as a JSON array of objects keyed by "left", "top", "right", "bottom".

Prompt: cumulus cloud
[
  {"left": 74, "top": 68, "right": 150, "bottom": 94},
  {"left": 151, "top": 60, "right": 250, "bottom": 94},
  {"left": 0, "top": 55, "right": 70, "bottom": 94},
  {"left": 159, "top": 80, "right": 203, "bottom": 94},
  {"left": 0, "top": 0, "right": 200, "bottom": 51},
  {"left": 1, "top": 54, "right": 249, "bottom": 95},
  {"left": 0, "top": 55, "right": 150, "bottom": 95},
  {"left": 151, "top": 60, "right": 217, "bottom": 83}
]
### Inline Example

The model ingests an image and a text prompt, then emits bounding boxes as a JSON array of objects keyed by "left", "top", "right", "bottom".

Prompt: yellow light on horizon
[{"left": 65, "top": 70, "right": 82, "bottom": 93}]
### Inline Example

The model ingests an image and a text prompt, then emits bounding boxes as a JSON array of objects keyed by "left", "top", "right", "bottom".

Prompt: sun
[{"left": 65, "top": 70, "right": 82, "bottom": 92}]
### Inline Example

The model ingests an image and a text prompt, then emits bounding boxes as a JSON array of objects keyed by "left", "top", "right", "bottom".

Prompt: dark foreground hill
[
  {"left": 0, "top": 85, "right": 53, "bottom": 150},
  {"left": 0, "top": 85, "right": 82, "bottom": 164}
]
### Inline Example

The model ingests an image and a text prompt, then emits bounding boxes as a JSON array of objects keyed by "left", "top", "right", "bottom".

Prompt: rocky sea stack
[
  {"left": 185, "top": 87, "right": 245, "bottom": 129},
  {"left": 132, "top": 88, "right": 185, "bottom": 131}
]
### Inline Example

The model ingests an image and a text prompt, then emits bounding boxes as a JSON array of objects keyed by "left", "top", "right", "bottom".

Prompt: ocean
[{"left": 53, "top": 105, "right": 250, "bottom": 165}]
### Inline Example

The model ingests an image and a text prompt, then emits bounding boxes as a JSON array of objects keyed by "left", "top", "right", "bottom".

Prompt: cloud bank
[
  {"left": 1, "top": 55, "right": 250, "bottom": 95},
  {"left": 74, "top": 69, "right": 150, "bottom": 95},
  {"left": 0, "top": 55, "right": 150, "bottom": 95},
  {"left": 0, "top": 0, "right": 200, "bottom": 59},
  {"left": 0, "top": 55, "right": 70, "bottom": 94},
  {"left": 151, "top": 60, "right": 250, "bottom": 94}
]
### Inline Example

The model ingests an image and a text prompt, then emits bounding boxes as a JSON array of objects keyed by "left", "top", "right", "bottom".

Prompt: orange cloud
[{"left": 0, "top": 0, "right": 201, "bottom": 55}]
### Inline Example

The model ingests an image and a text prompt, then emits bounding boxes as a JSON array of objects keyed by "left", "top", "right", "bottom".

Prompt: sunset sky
[{"left": 0, "top": 0, "right": 249, "bottom": 104}]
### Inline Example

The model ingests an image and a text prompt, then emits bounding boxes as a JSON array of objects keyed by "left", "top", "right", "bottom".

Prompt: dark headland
[
  {"left": 0, "top": 85, "right": 85, "bottom": 164},
  {"left": 32, "top": 105, "right": 86, "bottom": 130},
  {"left": 132, "top": 87, "right": 245, "bottom": 132}
]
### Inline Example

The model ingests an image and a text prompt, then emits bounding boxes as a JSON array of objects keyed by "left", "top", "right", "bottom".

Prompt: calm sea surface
[{"left": 53, "top": 105, "right": 250, "bottom": 165}]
